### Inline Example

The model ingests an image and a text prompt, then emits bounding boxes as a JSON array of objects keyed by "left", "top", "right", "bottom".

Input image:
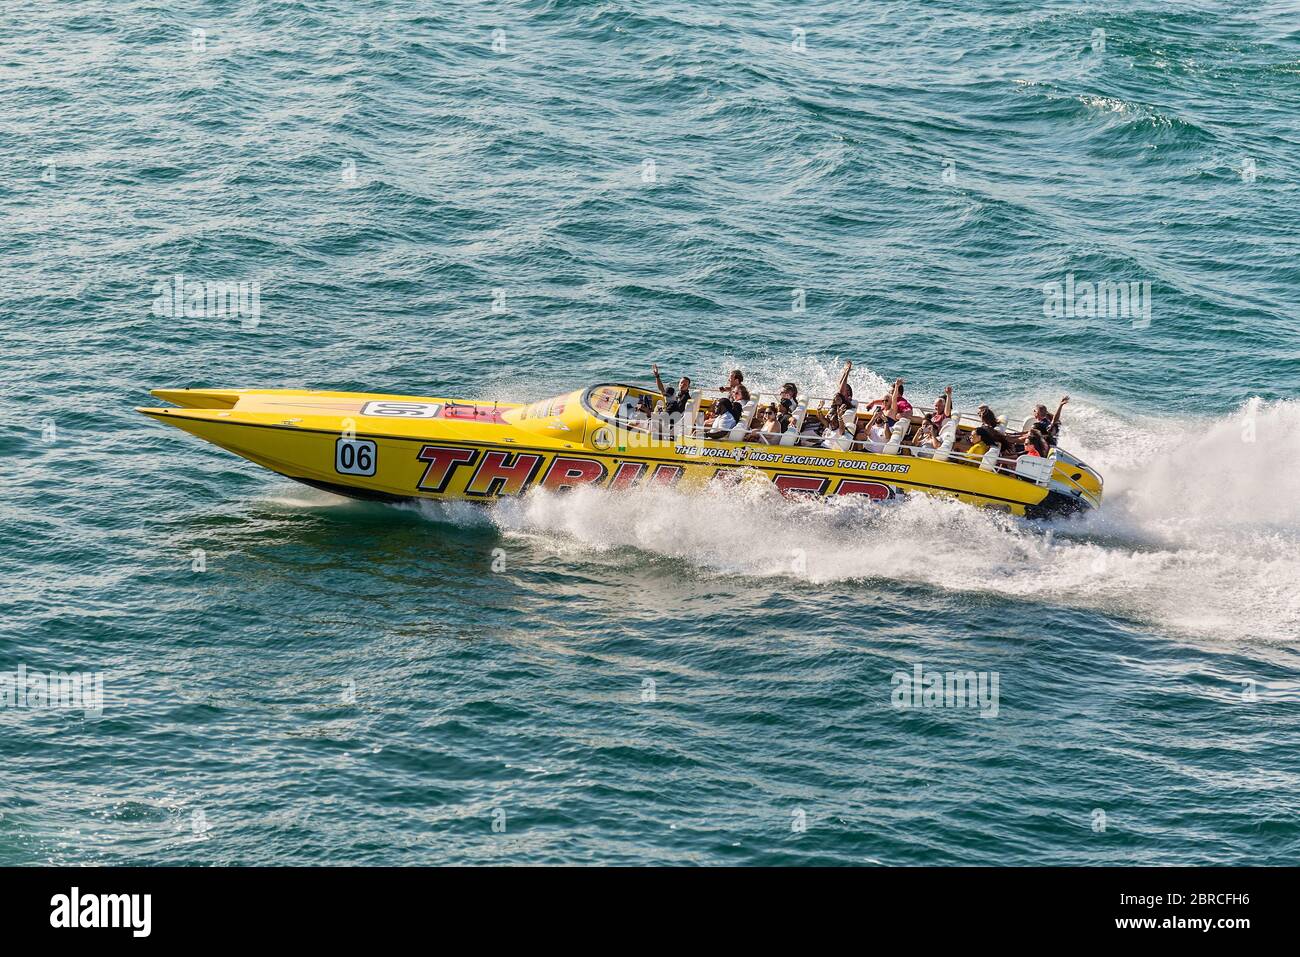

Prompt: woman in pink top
[{"left": 867, "top": 378, "right": 912, "bottom": 426}]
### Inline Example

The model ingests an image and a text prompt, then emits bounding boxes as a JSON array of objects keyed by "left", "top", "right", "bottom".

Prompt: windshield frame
[{"left": 580, "top": 383, "right": 662, "bottom": 427}]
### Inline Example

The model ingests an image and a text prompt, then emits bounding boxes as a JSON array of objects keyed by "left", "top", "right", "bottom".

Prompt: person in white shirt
[
  {"left": 705, "top": 398, "right": 738, "bottom": 438},
  {"left": 856, "top": 407, "right": 889, "bottom": 453},
  {"left": 913, "top": 416, "right": 941, "bottom": 457},
  {"left": 820, "top": 408, "right": 852, "bottom": 449},
  {"left": 623, "top": 395, "right": 653, "bottom": 431}
]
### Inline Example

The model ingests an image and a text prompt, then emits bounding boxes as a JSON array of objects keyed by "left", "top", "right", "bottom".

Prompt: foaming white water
[
  {"left": 1055, "top": 397, "right": 1300, "bottom": 641},
  {"left": 263, "top": 488, "right": 497, "bottom": 529},
  {"left": 472, "top": 396, "right": 1300, "bottom": 644},
  {"left": 1069, "top": 397, "right": 1300, "bottom": 545},
  {"left": 403, "top": 498, "right": 495, "bottom": 528},
  {"left": 262, "top": 488, "right": 359, "bottom": 509}
]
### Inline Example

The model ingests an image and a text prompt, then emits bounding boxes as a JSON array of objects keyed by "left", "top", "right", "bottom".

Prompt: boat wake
[{"left": 416, "top": 379, "right": 1300, "bottom": 645}]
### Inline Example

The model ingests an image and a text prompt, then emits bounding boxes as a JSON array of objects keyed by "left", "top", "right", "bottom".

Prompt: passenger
[
  {"left": 830, "top": 390, "right": 856, "bottom": 424},
  {"left": 868, "top": 378, "right": 913, "bottom": 425},
  {"left": 757, "top": 404, "right": 787, "bottom": 444},
  {"left": 651, "top": 364, "right": 692, "bottom": 415},
  {"left": 1023, "top": 427, "right": 1049, "bottom": 458},
  {"left": 914, "top": 416, "right": 943, "bottom": 456},
  {"left": 820, "top": 408, "right": 851, "bottom": 449},
  {"left": 1031, "top": 395, "right": 1069, "bottom": 446},
  {"left": 719, "top": 369, "right": 750, "bottom": 404},
  {"left": 829, "top": 398, "right": 850, "bottom": 441},
  {"left": 705, "top": 398, "right": 738, "bottom": 438},
  {"left": 625, "top": 395, "right": 653, "bottom": 431},
  {"left": 857, "top": 407, "right": 889, "bottom": 453},
  {"left": 779, "top": 382, "right": 799, "bottom": 406},
  {"left": 776, "top": 397, "right": 795, "bottom": 432},
  {"left": 746, "top": 404, "right": 778, "bottom": 443},
  {"left": 832, "top": 363, "right": 856, "bottom": 410},
  {"left": 930, "top": 386, "right": 954, "bottom": 431},
  {"left": 966, "top": 425, "right": 1004, "bottom": 461},
  {"left": 976, "top": 403, "right": 1015, "bottom": 449},
  {"left": 650, "top": 393, "right": 673, "bottom": 438}
]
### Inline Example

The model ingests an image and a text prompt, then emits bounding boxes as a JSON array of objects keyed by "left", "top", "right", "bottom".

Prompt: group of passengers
[
  {"left": 647, "top": 363, "right": 1070, "bottom": 466},
  {"left": 957, "top": 401, "right": 1061, "bottom": 463}
]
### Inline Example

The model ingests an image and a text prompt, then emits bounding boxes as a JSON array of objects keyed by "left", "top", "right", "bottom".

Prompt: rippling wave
[{"left": 3, "top": 0, "right": 1298, "bottom": 865}]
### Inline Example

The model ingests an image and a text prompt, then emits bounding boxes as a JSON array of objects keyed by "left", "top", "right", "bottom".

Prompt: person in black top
[
  {"left": 777, "top": 397, "right": 794, "bottom": 432},
  {"left": 1031, "top": 395, "right": 1069, "bottom": 446},
  {"left": 651, "top": 364, "right": 692, "bottom": 415}
]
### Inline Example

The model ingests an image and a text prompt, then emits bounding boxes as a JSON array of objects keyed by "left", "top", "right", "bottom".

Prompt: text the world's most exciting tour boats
[{"left": 138, "top": 362, "right": 1102, "bottom": 517}]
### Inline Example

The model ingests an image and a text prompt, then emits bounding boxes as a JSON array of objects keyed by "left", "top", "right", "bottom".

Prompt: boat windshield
[{"left": 582, "top": 384, "right": 661, "bottom": 426}]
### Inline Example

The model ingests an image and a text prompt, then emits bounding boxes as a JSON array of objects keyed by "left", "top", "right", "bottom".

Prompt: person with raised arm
[
  {"left": 1032, "top": 395, "right": 1069, "bottom": 446},
  {"left": 856, "top": 406, "right": 890, "bottom": 453},
  {"left": 824, "top": 361, "right": 858, "bottom": 440},
  {"left": 832, "top": 361, "right": 855, "bottom": 408},
  {"left": 867, "top": 377, "right": 913, "bottom": 425},
  {"left": 651, "top": 363, "right": 692, "bottom": 415},
  {"left": 930, "top": 386, "right": 954, "bottom": 430}
]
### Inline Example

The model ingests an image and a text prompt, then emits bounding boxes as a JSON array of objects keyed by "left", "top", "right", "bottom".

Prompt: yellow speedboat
[{"left": 137, "top": 381, "right": 1102, "bottom": 517}]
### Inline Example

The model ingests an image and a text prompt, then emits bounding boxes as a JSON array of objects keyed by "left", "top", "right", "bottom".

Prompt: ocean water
[{"left": 2, "top": 0, "right": 1299, "bottom": 865}]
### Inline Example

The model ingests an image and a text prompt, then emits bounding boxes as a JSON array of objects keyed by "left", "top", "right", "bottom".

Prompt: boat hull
[{"left": 138, "top": 388, "right": 1098, "bottom": 517}]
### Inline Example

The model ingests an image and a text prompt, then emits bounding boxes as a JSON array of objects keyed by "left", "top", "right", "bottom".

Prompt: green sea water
[{"left": 2, "top": 0, "right": 1298, "bottom": 865}]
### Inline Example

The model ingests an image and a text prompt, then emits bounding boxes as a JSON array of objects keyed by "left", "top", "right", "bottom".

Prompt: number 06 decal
[
  {"left": 360, "top": 401, "right": 442, "bottom": 419},
  {"left": 336, "top": 438, "right": 377, "bottom": 476}
]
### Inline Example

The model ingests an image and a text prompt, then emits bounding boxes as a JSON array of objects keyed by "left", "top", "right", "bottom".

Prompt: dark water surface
[{"left": 2, "top": 0, "right": 1298, "bottom": 864}]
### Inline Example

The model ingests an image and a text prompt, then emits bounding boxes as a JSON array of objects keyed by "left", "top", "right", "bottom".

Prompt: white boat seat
[
  {"left": 678, "top": 395, "right": 703, "bottom": 440},
  {"left": 780, "top": 399, "right": 809, "bottom": 446},
  {"left": 1014, "top": 454, "right": 1055, "bottom": 485},
  {"left": 882, "top": 416, "right": 910, "bottom": 455},
  {"left": 835, "top": 421, "right": 856, "bottom": 451},
  {"left": 933, "top": 418, "right": 958, "bottom": 462},
  {"left": 978, "top": 446, "right": 1000, "bottom": 471},
  {"left": 727, "top": 398, "right": 759, "bottom": 441},
  {"left": 653, "top": 406, "right": 676, "bottom": 440},
  {"left": 833, "top": 409, "right": 863, "bottom": 451}
]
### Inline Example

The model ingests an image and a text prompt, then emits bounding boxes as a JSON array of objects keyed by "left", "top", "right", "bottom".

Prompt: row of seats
[{"left": 626, "top": 392, "right": 1057, "bottom": 486}]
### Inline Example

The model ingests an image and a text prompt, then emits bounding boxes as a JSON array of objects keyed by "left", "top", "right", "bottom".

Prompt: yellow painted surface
[{"left": 139, "top": 386, "right": 1101, "bottom": 515}]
